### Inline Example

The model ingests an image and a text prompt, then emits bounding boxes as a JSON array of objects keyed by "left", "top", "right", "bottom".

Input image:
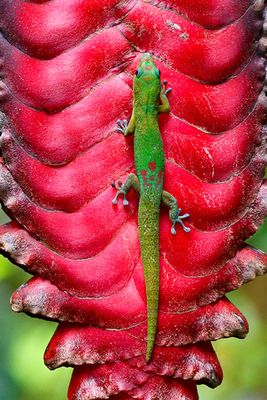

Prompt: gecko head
[
  {"left": 135, "top": 53, "right": 160, "bottom": 81},
  {"left": 134, "top": 53, "right": 161, "bottom": 99}
]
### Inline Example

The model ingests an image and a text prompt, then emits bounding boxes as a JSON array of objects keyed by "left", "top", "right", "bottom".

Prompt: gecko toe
[
  {"left": 116, "top": 119, "right": 128, "bottom": 134},
  {"left": 170, "top": 210, "right": 190, "bottom": 234}
]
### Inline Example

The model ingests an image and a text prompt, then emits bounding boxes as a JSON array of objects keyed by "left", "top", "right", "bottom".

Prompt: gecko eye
[{"left": 135, "top": 68, "right": 142, "bottom": 78}]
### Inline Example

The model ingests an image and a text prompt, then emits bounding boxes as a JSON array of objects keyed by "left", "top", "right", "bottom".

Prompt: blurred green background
[{"left": 0, "top": 210, "right": 266, "bottom": 400}]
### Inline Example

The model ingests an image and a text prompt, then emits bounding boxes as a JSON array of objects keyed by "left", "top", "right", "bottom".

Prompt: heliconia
[{"left": 0, "top": 1, "right": 267, "bottom": 399}]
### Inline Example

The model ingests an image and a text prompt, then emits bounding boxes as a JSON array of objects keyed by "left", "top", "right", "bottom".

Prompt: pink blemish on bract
[{"left": 148, "top": 161, "right": 157, "bottom": 171}]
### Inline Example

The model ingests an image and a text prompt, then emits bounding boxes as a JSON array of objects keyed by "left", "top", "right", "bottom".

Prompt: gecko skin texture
[{"left": 113, "top": 53, "right": 190, "bottom": 361}]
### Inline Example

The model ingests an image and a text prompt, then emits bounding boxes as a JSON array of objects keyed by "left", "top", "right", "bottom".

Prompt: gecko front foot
[
  {"left": 116, "top": 119, "right": 128, "bottom": 135},
  {"left": 171, "top": 208, "right": 190, "bottom": 234},
  {"left": 111, "top": 181, "right": 129, "bottom": 205},
  {"left": 162, "top": 80, "right": 172, "bottom": 95}
]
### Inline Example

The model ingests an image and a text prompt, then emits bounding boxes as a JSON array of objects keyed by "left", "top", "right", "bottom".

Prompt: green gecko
[{"left": 112, "top": 53, "right": 190, "bottom": 362}]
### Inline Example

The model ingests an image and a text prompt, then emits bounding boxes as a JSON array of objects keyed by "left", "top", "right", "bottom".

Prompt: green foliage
[
  {"left": 0, "top": 263, "right": 71, "bottom": 400},
  {"left": 199, "top": 284, "right": 267, "bottom": 400}
]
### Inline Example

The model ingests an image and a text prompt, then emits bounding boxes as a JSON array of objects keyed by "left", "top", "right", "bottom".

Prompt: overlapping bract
[{"left": 0, "top": 1, "right": 267, "bottom": 399}]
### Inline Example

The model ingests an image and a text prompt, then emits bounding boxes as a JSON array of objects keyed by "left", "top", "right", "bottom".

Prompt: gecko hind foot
[
  {"left": 111, "top": 181, "right": 129, "bottom": 206},
  {"left": 116, "top": 119, "right": 128, "bottom": 134},
  {"left": 171, "top": 209, "right": 190, "bottom": 235},
  {"left": 162, "top": 191, "right": 190, "bottom": 234}
]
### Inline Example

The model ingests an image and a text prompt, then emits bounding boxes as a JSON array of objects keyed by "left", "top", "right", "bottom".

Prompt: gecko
[{"left": 112, "top": 53, "right": 190, "bottom": 362}]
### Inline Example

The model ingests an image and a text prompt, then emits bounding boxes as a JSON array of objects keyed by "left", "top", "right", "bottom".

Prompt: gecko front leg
[
  {"left": 162, "top": 190, "right": 190, "bottom": 234},
  {"left": 117, "top": 109, "right": 135, "bottom": 136},
  {"left": 112, "top": 173, "right": 140, "bottom": 205}
]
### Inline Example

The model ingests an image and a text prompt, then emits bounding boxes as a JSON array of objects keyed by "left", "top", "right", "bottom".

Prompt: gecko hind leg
[
  {"left": 162, "top": 190, "right": 190, "bottom": 234},
  {"left": 112, "top": 173, "right": 140, "bottom": 206}
]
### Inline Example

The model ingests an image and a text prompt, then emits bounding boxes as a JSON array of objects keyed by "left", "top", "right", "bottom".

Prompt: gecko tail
[
  {"left": 138, "top": 197, "right": 160, "bottom": 364},
  {"left": 145, "top": 282, "right": 159, "bottom": 363},
  {"left": 146, "top": 316, "right": 158, "bottom": 362},
  {"left": 145, "top": 274, "right": 159, "bottom": 363}
]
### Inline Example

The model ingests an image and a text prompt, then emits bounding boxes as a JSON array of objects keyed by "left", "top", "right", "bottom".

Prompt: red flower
[{"left": 0, "top": 1, "right": 266, "bottom": 398}]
